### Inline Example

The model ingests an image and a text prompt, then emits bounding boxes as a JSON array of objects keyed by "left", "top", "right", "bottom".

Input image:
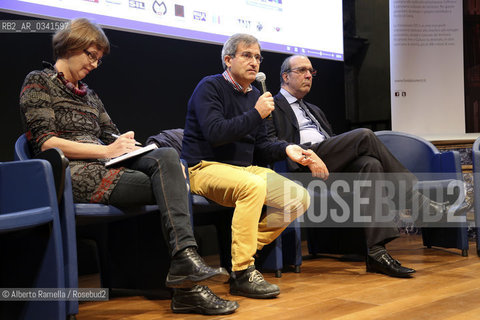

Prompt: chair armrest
[
  {"left": 472, "top": 144, "right": 480, "bottom": 219},
  {"left": 34, "top": 148, "right": 69, "bottom": 204},
  {"left": 433, "top": 150, "right": 462, "bottom": 180},
  {"left": 0, "top": 207, "right": 54, "bottom": 232},
  {"left": 0, "top": 160, "right": 58, "bottom": 213},
  {"left": 473, "top": 149, "right": 480, "bottom": 173}
]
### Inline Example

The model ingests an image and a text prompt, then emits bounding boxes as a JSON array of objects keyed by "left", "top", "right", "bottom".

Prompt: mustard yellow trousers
[{"left": 188, "top": 161, "right": 310, "bottom": 271}]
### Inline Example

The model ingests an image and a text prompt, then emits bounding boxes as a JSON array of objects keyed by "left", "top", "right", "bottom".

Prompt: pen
[{"left": 110, "top": 133, "right": 142, "bottom": 146}]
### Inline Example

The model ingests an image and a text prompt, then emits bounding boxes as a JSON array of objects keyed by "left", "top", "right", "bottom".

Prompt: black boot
[
  {"left": 229, "top": 265, "right": 280, "bottom": 299},
  {"left": 166, "top": 247, "right": 229, "bottom": 288},
  {"left": 171, "top": 285, "right": 239, "bottom": 315}
]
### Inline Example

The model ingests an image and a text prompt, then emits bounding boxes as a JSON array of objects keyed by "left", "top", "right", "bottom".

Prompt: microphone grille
[{"left": 256, "top": 72, "right": 266, "bottom": 82}]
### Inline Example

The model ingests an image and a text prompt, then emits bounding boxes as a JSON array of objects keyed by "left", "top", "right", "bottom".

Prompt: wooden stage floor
[{"left": 77, "top": 234, "right": 480, "bottom": 320}]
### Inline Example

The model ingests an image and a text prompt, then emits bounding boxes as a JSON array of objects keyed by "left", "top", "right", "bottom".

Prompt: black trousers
[
  {"left": 109, "top": 147, "right": 197, "bottom": 256},
  {"left": 309, "top": 128, "right": 417, "bottom": 248}
]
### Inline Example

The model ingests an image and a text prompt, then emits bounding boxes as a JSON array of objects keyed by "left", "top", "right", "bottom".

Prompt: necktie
[{"left": 297, "top": 99, "right": 330, "bottom": 139}]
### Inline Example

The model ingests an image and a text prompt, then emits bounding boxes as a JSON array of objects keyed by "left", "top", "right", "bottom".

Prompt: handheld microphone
[
  {"left": 255, "top": 72, "right": 267, "bottom": 93},
  {"left": 255, "top": 72, "right": 272, "bottom": 119}
]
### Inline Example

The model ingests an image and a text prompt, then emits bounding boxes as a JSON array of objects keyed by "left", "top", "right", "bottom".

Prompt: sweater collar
[{"left": 222, "top": 69, "right": 252, "bottom": 93}]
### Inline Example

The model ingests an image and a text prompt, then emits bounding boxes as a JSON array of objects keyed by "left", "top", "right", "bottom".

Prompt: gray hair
[
  {"left": 280, "top": 55, "right": 309, "bottom": 84},
  {"left": 221, "top": 33, "right": 260, "bottom": 69}
]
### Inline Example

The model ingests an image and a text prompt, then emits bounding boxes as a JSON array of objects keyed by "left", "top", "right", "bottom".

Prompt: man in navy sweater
[{"left": 182, "top": 34, "right": 318, "bottom": 299}]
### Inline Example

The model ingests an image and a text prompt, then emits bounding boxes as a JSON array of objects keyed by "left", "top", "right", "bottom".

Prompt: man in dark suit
[{"left": 267, "top": 55, "right": 449, "bottom": 278}]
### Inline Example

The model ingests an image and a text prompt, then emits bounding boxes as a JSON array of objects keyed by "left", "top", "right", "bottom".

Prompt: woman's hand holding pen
[{"left": 106, "top": 131, "right": 141, "bottom": 158}]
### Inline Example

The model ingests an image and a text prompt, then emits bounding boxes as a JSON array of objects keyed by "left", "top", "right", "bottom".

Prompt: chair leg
[
  {"left": 462, "top": 249, "right": 468, "bottom": 257},
  {"left": 275, "top": 270, "right": 282, "bottom": 278},
  {"left": 294, "top": 265, "right": 301, "bottom": 273}
]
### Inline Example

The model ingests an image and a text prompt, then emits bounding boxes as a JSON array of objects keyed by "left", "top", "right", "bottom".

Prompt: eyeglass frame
[
  {"left": 83, "top": 49, "right": 103, "bottom": 66},
  {"left": 285, "top": 67, "right": 317, "bottom": 77},
  {"left": 232, "top": 51, "right": 264, "bottom": 64}
]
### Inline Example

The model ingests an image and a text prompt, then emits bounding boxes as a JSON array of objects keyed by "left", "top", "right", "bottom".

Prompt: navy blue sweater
[{"left": 181, "top": 74, "right": 289, "bottom": 167}]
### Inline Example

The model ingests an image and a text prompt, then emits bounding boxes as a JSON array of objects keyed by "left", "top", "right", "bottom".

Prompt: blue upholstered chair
[
  {"left": 306, "top": 131, "right": 468, "bottom": 257},
  {"left": 15, "top": 134, "right": 171, "bottom": 320},
  {"left": 471, "top": 136, "right": 480, "bottom": 256},
  {"left": 375, "top": 130, "right": 468, "bottom": 256},
  {"left": 0, "top": 159, "right": 65, "bottom": 320}
]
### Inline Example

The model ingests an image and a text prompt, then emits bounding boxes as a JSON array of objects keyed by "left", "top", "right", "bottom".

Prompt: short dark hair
[{"left": 53, "top": 18, "right": 110, "bottom": 59}]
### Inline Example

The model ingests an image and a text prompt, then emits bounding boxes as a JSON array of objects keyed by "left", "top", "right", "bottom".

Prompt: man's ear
[
  {"left": 224, "top": 55, "right": 232, "bottom": 69},
  {"left": 281, "top": 72, "right": 289, "bottom": 84}
]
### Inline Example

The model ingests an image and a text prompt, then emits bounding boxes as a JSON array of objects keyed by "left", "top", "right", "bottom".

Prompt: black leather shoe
[
  {"left": 415, "top": 194, "right": 472, "bottom": 226},
  {"left": 448, "top": 200, "right": 473, "bottom": 217},
  {"left": 410, "top": 190, "right": 448, "bottom": 224},
  {"left": 366, "top": 252, "right": 416, "bottom": 278},
  {"left": 230, "top": 265, "right": 280, "bottom": 298},
  {"left": 171, "top": 285, "right": 239, "bottom": 315},
  {"left": 166, "top": 247, "right": 229, "bottom": 288},
  {"left": 418, "top": 196, "right": 448, "bottom": 217}
]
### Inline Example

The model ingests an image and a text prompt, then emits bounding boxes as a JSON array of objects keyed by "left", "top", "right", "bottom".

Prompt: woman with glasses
[{"left": 19, "top": 18, "right": 237, "bottom": 316}]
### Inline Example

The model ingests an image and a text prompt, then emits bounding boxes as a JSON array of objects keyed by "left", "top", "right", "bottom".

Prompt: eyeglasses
[
  {"left": 233, "top": 51, "right": 264, "bottom": 64},
  {"left": 287, "top": 67, "right": 317, "bottom": 77},
  {"left": 83, "top": 49, "right": 103, "bottom": 66}
]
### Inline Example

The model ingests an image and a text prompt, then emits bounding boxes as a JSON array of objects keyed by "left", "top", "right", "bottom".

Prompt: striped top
[{"left": 222, "top": 69, "right": 253, "bottom": 93}]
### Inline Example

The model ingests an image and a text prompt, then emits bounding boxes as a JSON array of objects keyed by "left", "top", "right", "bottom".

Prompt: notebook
[{"left": 105, "top": 143, "right": 158, "bottom": 167}]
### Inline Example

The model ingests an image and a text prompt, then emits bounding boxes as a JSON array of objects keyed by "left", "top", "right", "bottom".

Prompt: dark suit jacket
[
  {"left": 267, "top": 92, "right": 334, "bottom": 144},
  {"left": 265, "top": 92, "right": 334, "bottom": 170}
]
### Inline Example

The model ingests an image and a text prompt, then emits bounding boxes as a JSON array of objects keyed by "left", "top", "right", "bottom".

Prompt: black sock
[
  {"left": 368, "top": 245, "right": 387, "bottom": 257},
  {"left": 234, "top": 269, "right": 248, "bottom": 278}
]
